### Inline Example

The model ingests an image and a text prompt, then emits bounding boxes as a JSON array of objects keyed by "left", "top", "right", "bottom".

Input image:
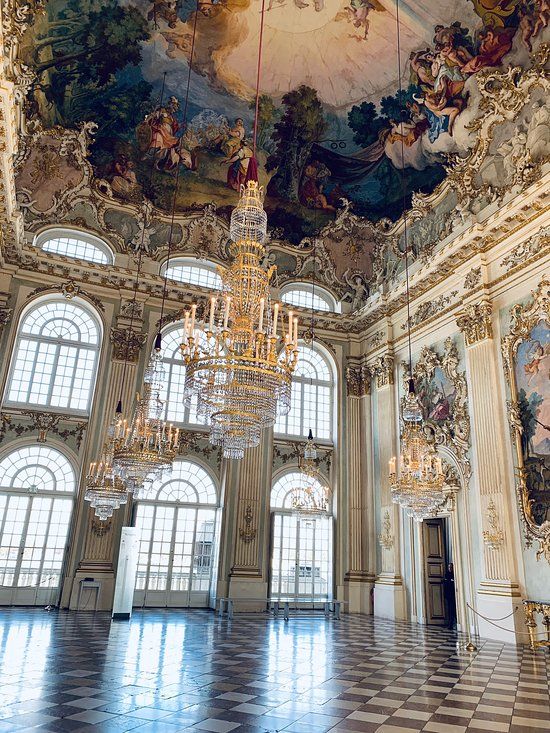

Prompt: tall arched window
[
  {"left": 161, "top": 258, "right": 223, "bottom": 290},
  {"left": 35, "top": 229, "right": 114, "bottom": 265},
  {"left": 275, "top": 344, "right": 335, "bottom": 441},
  {"left": 0, "top": 445, "right": 76, "bottom": 606},
  {"left": 133, "top": 460, "right": 219, "bottom": 608},
  {"left": 280, "top": 283, "right": 337, "bottom": 313},
  {"left": 270, "top": 471, "right": 333, "bottom": 603},
  {"left": 157, "top": 326, "right": 205, "bottom": 426},
  {"left": 4, "top": 299, "right": 101, "bottom": 414}
]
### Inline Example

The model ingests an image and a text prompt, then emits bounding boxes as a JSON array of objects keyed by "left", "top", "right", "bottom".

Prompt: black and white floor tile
[{"left": 0, "top": 609, "right": 548, "bottom": 733}]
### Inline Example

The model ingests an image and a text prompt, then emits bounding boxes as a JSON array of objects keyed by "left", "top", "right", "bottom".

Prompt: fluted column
[
  {"left": 67, "top": 303, "right": 147, "bottom": 610},
  {"left": 226, "top": 429, "right": 273, "bottom": 608},
  {"left": 371, "top": 353, "right": 405, "bottom": 619},
  {"left": 457, "top": 301, "right": 523, "bottom": 642},
  {"left": 344, "top": 361, "right": 375, "bottom": 612}
]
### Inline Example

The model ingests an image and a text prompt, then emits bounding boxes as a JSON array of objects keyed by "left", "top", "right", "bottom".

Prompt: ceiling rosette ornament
[
  {"left": 501, "top": 277, "right": 550, "bottom": 563},
  {"left": 402, "top": 337, "right": 471, "bottom": 480}
]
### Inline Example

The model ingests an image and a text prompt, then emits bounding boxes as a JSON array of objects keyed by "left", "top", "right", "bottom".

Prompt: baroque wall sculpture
[{"left": 502, "top": 277, "right": 550, "bottom": 562}]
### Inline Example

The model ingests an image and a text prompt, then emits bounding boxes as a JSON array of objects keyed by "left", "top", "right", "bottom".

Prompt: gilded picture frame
[{"left": 502, "top": 277, "right": 550, "bottom": 563}]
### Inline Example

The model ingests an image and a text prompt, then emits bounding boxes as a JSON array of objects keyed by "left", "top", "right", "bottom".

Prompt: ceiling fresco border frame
[{"left": 502, "top": 276, "right": 550, "bottom": 563}]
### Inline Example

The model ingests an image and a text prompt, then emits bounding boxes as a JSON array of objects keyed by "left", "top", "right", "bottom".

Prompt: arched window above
[
  {"left": 275, "top": 344, "right": 335, "bottom": 442},
  {"left": 156, "top": 326, "right": 206, "bottom": 426},
  {"left": 146, "top": 461, "right": 217, "bottom": 505},
  {"left": 271, "top": 471, "right": 330, "bottom": 511},
  {"left": 4, "top": 299, "right": 101, "bottom": 414},
  {"left": 0, "top": 445, "right": 75, "bottom": 493},
  {"left": 162, "top": 258, "right": 223, "bottom": 291},
  {"left": 35, "top": 229, "right": 114, "bottom": 265},
  {"left": 280, "top": 283, "right": 337, "bottom": 313}
]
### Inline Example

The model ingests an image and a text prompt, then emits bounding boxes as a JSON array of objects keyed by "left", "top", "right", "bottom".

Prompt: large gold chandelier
[
  {"left": 389, "top": 384, "right": 445, "bottom": 521},
  {"left": 85, "top": 421, "right": 128, "bottom": 521},
  {"left": 113, "top": 341, "right": 180, "bottom": 498},
  {"left": 180, "top": 180, "right": 298, "bottom": 459},
  {"left": 291, "top": 431, "right": 330, "bottom": 515}
]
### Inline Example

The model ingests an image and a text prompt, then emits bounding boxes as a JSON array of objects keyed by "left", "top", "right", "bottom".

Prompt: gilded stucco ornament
[
  {"left": 402, "top": 338, "right": 471, "bottom": 480},
  {"left": 501, "top": 225, "right": 550, "bottom": 271},
  {"left": 463, "top": 267, "right": 482, "bottom": 291},
  {"left": 402, "top": 291, "right": 459, "bottom": 332},
  {"left": 378, "top": 511, "right": 393, "bottom": 550},
  {"left": 369, "top": 353, "right": 394, "bottom": 389},
  {"left": 502, "top": 277, "right": 550, "bottom": 563},
  {"left": 28, "top": 280, "right": 105, "bottom": 311},
  {"left": 239, "top": 505, "right": 256, "bottom": 544},
  {"left": 345, "top": 361, "right": 371, "bottom": 397},
  {"left": 457, "top": 301, "right": 493, "bottom": 346},
  {"left": 109, "top": 327, "right": 147, "bottom": 363}
]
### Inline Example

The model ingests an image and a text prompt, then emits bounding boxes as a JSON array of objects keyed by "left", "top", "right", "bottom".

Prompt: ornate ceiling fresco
[{"left": 3, "top": 0, "right": 550, "bottom": 305}]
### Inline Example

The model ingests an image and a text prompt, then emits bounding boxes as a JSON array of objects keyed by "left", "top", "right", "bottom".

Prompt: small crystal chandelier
[
  {"left": 181, "top": 181, "right": 298, "bottom": 459},
  {"left": 389, "top": 414, "right": 445, "bottom": 521},
  {"left": 291, "top": 430, "right": 330, "bottom": 515},
  {"left": 85, "top": 421, "right": 127, "bottom": 521},
  {"left": 113, "top": 337, "right": 180, "bottom": 498}
]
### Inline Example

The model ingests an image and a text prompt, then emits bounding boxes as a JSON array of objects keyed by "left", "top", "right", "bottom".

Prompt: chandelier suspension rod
[
  {"left": 158, "top": 2, "right": 200, "bottom": 330},
  {"left": 252, "top": 0, "right": 267, "bottom": 159},
  {"left": 116, "top": 72, "right": 168, "bottom": 410},
  {"left": 395, "top": 0, "right": 413, "bottom": 382}
]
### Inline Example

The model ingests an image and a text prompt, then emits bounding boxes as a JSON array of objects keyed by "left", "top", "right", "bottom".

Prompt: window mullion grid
[
  {"left": 167, "top": 506, "right": 179, "bottom": 597},
  {"left": 145, "top": 505, "right": 157, "bottom": 593},
  {"left": 189, "top": 507, "right": 199, "bottom": 597},
  {"left": 38, "top": 497, "right": 55, "bottom": 588},
  {"left": 44, "top": 342, "right": 62, "bottom": 407},
  {"left": 25, "top": 338, "right": 43, "bottom": 404},
  {"left": 14, "top": 497, "right": 34, "bottom": 590}
]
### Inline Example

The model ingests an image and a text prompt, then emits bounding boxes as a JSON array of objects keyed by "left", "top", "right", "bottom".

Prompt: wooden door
[{"left": 423, "top": 518, "right": 447, "bottom": 626}]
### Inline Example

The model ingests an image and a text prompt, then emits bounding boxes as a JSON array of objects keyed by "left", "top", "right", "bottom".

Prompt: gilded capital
[
  {"left": 369, "top": 354, "right": 394, "bottom": 389},
  {"left": 110, "top": 327, "right": 147, "bottom": 362},
  {"left": 457, "top": 302, "right": 493, "bottom": 346},
  {"left": 345, "top": 363, "right": 371, "bottom": 397}
]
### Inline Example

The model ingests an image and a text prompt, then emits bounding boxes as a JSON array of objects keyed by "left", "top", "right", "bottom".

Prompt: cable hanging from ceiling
[{"left": 388, "top": 0, "right": 444, "bottom": 521}]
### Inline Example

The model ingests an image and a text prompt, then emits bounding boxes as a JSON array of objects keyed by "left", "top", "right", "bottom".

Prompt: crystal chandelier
[
  {"left": 85, "top": 420, "right": 127, "bottom": 521},
  {"left": 180, "top": 180, "right": 298, "bottom": 459},
  {"left": 291, "top": 431, "right": 330, "bottom": 515},
  {"left": 389, "top": 412, "right": 445, "bottom": 521},
  {"left": 113, "top": 338, "right": 180, "bottom": 498}
]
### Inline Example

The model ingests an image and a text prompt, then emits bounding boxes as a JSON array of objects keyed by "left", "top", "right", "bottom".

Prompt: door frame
[{"left": 421, "top": 516, "right": 449, "bottom": 626}]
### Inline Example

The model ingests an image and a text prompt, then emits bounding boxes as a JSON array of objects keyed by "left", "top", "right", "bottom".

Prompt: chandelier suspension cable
[
  {"left": 158, "top": 3, "right": 200, "bottom": 335},
  {"left": 252, "top": 0, "right": 267, "bottom": 161},
  {"left": 115, "top": 72, "right": 168, "bottom": 412},
  {"left": 395, "top": 0, "right": 414, "bottom": 388}
]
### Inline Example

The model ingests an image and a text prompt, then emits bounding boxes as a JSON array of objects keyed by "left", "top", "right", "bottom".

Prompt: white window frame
[
  {"left": 161, "top": 257, "right": 223, "bottom": 291},
  {"left": 34, "top": 228, "right": 114, "bottom": 265},
  {"left": 3, "top": 297, "right": 102, "bottom": 416},
  {"left": 280, "top": 283, "right": 338, "bottom": 313},
  {"left": 275, "top": 342, "right": 336, "bottom": 443}
]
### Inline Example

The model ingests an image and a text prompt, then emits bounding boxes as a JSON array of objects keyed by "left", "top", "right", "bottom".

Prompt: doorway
[{"left": 422, "top": 517, "right": 455, "bottom": 627}]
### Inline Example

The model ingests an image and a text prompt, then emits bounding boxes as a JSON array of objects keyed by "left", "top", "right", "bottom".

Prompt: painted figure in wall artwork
[{"left": 515, "top": 320, "right": 550, "bottom": 526}]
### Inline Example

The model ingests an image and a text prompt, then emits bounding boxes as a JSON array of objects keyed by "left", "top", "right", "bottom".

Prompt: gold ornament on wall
[
  {"left": 502, "top": 276, "right": 550, "bottom": 563},
  {"left": 239, "top": 504, "right": 256, "bottom": 544},
  {"left": 378, "top": 510, "right": 394, "bottom": 550},
  {"left": 482, "top": 499, "right": 505, "bottom": 551}
]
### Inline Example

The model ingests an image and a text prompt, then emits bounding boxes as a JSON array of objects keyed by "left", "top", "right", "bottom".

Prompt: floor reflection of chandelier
[
  {"left": 85, "top": 428, "right": 128, "bottom": 521},
  {"left": 113, "top": 341, "right": 180, "bottom": 498},
  {"left": 181, "top": 181, "right": 298, "bottom": 459},
  {"left": 389, "top": 389, "right": 445, "bottom": 521}
]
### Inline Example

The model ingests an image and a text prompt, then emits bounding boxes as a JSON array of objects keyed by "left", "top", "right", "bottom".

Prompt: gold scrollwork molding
[
  {"left": 110, "top": 327, "right": 147, "bottom": 363},
  {"left": 502, "top": 277, "right": 550, "bottom": 563},
  {"left": 345, "top": 362, "right": 371, "bottom": 397},
  {"left": 457, "top": 301, "right": 493, "bottom": 346},
  {"left": 368, "top": 353, "right": 394, "bottom": 389},
  {"left": 501, "top": 226, "right": 550, "bottom": 272},
  {"left": 91, "top": 518, "right": 112, "bottom": 537},
  {"left": 28, "top": 280, "right": 106, "bottom": 311},
  {"left": 378, "top": 511, "right": 394, "bottom": 550},
  {"left": 239, "top": 505, "right": 256, "bottom": 544}
]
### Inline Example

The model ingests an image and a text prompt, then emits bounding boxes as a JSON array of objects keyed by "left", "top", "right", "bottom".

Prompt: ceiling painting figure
[{"left": 17, "top": 0, "right": 549, "bottom": 241}]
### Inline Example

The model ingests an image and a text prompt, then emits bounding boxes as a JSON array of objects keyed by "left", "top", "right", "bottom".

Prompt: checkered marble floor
[{"left": 0, "top": 609, "right": 548, "bottom": 733}]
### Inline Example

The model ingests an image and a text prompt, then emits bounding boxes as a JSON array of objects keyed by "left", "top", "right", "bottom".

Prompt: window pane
[
  {"left": 165, "top": 262, "right": 222, "bottom": 290},
  {"left": 41, "top": 235, "right": 111, "bottom": 264},
  {"left": 281, "top": 289, "right": 332, "bottom": 312}
]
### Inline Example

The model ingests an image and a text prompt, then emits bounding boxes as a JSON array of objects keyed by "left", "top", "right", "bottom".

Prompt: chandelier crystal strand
[
  {"left": 113, "top": 337, "right": 180, "bottom": 498},
  {"left": 181, "top": 182, "right": 298, "bottom": 459},
  {"left": 85, "top": 418, "right": 128, "bottom": 520}
]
